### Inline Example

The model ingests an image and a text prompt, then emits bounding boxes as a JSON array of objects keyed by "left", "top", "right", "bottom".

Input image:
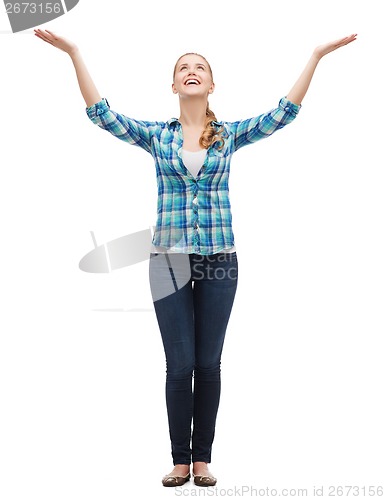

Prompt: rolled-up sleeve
[
  {"left": 85, "top": 98, "right": 155, "bottom": 154},
  {"left": 231, "top": 96, "right": 301, "bottom": 151}
]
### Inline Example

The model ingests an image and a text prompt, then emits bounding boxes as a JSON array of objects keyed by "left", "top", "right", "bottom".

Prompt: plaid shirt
[{"left": 86, "top": 96, "right": 301, "bottom": 254}]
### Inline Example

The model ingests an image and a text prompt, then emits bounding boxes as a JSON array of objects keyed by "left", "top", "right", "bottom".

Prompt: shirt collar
[{"left": 167, "top": 117, "right": 223, "bottom": 127}]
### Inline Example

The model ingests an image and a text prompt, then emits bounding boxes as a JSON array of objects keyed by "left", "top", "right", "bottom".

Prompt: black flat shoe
[
  {"left": 162, "top": 472, "right": 190, "bottom": 487},
  {"left": 193, "top": 473, "right": 217, "bottom": 486}
]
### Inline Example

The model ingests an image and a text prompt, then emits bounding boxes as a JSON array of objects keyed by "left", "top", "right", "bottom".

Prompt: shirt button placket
[{"left": 192, "top": 182, "right": 200, "bottom": 252}]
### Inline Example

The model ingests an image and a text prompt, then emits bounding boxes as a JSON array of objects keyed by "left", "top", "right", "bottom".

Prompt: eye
[{"left": 197, "top": 65, "right": 205, "bottom": 70}]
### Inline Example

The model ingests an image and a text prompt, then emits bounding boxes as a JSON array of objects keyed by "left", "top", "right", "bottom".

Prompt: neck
[{"left": 178, "top": 96, "right": 208, "bottom": 127}]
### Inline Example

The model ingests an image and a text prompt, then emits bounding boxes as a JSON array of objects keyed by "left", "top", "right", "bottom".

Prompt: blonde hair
[{"left": 173, "top": 52, "right": 225, "bottom": 150}]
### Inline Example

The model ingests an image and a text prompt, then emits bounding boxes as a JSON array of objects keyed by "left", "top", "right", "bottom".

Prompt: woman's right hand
[{"left": 34, "top": 29, "right": 78, "bottom": 56}]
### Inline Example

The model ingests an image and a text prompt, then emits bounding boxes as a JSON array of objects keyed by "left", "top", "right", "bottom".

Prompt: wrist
[
  {"left": 311, "top": 50, "right": 322, "bottom": 64},
  {"left": 68, "top": 46, "right": 80, "bottom": 59}
]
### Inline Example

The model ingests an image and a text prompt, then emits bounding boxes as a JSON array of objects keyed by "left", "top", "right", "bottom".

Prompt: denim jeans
[{"left": 148, "top": 251, "right": 238, "bottom": 465}]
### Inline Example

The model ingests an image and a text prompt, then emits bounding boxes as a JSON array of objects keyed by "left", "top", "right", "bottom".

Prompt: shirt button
[{"left": 285, "top": 106, "right": 290, "bottom": 112}]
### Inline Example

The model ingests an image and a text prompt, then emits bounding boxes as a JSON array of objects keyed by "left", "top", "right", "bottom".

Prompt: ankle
[
  {"left": 174, "top": 464, "right": 190, "bottom": 470},
  {"left": 192, "top": 461, "right": 209, "bottom": 471}
]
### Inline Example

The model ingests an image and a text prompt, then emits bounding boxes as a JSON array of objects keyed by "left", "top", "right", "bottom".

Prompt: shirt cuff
[
  {"left": 86, "top": 97, "right": 110, "bottom": 120},
  {"left": 279, "top": 96, "right": 301, "bottom": 116}
]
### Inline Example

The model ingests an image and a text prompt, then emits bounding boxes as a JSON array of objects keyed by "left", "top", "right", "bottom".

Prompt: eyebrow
[{"left": 179, "top": 62, "right": 206, "bottom": 68}]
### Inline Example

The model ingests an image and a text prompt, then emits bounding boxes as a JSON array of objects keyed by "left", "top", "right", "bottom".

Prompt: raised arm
[
  {"left": 34, "top": 29, "right": 158, "bottom": 153},
  {"left": 34, "top": 28, "right": 101, "bottom": 107},
  {"left": 286, "top": 33, "right": 357, "bottom": 105}
]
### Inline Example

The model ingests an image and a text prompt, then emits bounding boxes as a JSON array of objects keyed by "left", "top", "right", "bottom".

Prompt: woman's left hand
[{"left": 313, "top": 33, "right": 357, "bottom": 61}]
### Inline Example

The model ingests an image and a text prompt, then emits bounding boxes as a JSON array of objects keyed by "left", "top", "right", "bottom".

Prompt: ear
[
  {"left": 172, "top": 83, "right": 178, "bottom": 94},
  {"left": 208, "top": 82, "right": 215, "bottom": 94}
]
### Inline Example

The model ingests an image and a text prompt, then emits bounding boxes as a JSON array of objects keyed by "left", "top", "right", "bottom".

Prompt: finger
[
  {"left": 34, "top": 32, "right": 48, "bottom": 41},
  {"left": 36, "top": 28, "right": 55, "bottom": 41},
  {"left": 34, "top": 34, "right": 53, "bottom": 46},
  {"left": 45, "top": 29, "right": 58, "bottom": 39},
  {"left": 336, "top": 36, "right": 350, "bottom": 44},
  {"left": 34, "top": 28, "right": 49, "bottom": 38},
  {"left": 334, "top": 34, "right": 355, "bottom": 47},
  {"left": 35, "top": 32, "right": 51, "bottom": 42},
  {"left": 342, "top": 35, "right": 357, "bottom": 46},
  {"left": 36, "top": 29, "right": 54, "bottom": 43}
]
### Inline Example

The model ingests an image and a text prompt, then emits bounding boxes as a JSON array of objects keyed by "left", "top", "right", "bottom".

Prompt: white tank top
[{"left": 150, "top": 149, "right": 236, "bottom": 254}]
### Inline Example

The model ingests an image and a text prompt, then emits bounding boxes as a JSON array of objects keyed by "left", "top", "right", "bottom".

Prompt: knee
[
  {"left": 166, "top": 360, "right": 194, "bottom": 381},
  {"left": 194, "top": 362, "right": 221, "bottom": 382}
]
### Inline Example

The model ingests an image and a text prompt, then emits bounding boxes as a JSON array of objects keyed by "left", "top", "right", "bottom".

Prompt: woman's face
[{"left": 172, "top": 54, "right": 215, "bottom": 99}]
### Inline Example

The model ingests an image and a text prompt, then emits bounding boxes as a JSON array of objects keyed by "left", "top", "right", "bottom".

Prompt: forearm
[
  {"left": 286, "top": 53, "right": 321, "bottom": 106},
  {"left": 69, "top": 49, "right": 102, "bottom": 108}
]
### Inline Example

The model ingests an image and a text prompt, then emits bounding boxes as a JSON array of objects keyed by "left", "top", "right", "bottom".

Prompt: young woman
[{"left": 34, "top": 29, "right": 357, "bottom": 487}]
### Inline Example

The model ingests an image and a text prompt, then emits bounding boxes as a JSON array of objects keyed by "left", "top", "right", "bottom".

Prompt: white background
[{"left": 1, "top": 0, "right": 384, "bottom": 498}]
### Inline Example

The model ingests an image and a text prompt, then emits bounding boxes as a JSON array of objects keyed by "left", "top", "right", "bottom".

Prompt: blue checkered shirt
[{"left": 86, "top": 96, "right": 301, "bottom": 254}]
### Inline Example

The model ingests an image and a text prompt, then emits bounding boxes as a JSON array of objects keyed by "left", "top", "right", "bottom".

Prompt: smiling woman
[
  {"left": 33, "top": 28, "right": 357, "bottom": 488},
  {"left": 172, "top": 53, "right": 225, "bottom": 151}
]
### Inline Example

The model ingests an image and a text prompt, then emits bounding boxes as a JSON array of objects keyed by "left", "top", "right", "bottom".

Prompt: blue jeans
[{"left": 149, "top": 251, "right": 238, "bottom": 465}]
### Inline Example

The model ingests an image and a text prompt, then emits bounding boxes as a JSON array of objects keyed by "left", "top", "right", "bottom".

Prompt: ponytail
[{"left": 199, "top": 102, "right": 225, "bottom": 150}]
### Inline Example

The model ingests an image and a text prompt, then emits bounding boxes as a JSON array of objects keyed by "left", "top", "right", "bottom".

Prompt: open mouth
[{"left": 185, "top": 79, "right": 200, "bottom": 85}]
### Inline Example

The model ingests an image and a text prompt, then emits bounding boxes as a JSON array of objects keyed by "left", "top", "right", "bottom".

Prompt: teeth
[{"left": 186, "top": 79, "right": 199, "bottom": 85}]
